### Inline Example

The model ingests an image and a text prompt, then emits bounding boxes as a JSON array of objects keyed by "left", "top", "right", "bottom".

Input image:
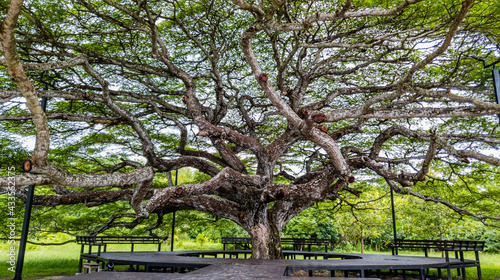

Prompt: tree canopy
[{"left": 1, "top": 0, "right": 499, "bottom": 259}]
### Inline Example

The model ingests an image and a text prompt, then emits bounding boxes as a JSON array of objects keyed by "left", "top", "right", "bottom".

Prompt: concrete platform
[
  {"left": 68, "top": 250, "right": 479, "bottom": 279},
  {"left": 68, "top": 269, "right": 380, "bottom": 280}
]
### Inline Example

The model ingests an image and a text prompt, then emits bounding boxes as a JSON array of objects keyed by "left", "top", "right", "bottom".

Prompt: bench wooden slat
[
  {"left": 393, "top": 239, "right": 484, "bottom": 252},
  {"left": 76, "top": 236, "right": 162, "bottom": 245}
]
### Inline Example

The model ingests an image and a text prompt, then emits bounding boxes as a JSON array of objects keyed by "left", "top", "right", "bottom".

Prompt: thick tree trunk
[
  {"left": 246, "top": 206, "right": 284, "bottom": 259},
  {"left": 249, "top": 221, "right": 283, "bottom": 259}
]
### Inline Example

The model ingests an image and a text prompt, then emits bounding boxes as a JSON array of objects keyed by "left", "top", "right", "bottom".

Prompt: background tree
[{"left": 1, "top": 0, "right": 499, "bottom": 259}]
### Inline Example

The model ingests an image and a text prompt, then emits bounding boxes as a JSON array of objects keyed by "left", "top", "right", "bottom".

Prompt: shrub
[{"left": 196, "top": 233, "right": 206, "bottom": 246}]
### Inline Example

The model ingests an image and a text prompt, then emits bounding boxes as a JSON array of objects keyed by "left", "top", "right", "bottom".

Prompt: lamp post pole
[
  {"left": 466, "top": 55, "right": 500, "bottom": 124},
  {"left": 387, "top": 164, "right": 398, "bottom": 256},
  {"left": 14, "top": 95, "right": 47, "bottom": 280},
  {"left": 492, "top": 65, "right": 500, "bottom": 124},
  {"left": 390, "top": 186, "right": 398, "bottom": 256},
  {"left": 170, "top": 169, "right": 178, "bottom": 252},
  {"left": 13, "top": 185, "right": 35, "bottom": 280}
]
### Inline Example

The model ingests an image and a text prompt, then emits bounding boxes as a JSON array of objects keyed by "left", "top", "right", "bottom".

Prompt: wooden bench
[
  {"left": 392, "top": 239, "right": 484, "bottom": 255},
  {"left": 221, "top": 237, "right": 251, "bottom": 251},
  {"left": 392, "top": 239, "right": 485, "bottom": 280},
  {"left": 221, "top": 237, "right": 331, "bottom": 252},
  {"left": 281, "top": 238, "right": 330, "bottom": 252},
  {"left": 77, "top": 236, "right": 163, "bottom": 273}
]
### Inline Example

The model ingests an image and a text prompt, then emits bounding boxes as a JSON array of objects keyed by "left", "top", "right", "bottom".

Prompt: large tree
[{"left": 1, "top": 0, "right": 499, "bottom": 259}]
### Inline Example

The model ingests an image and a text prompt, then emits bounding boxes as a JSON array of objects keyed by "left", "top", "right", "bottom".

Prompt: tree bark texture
[{"left": 1, "top": 0, "right": 499, "bottom": 259}]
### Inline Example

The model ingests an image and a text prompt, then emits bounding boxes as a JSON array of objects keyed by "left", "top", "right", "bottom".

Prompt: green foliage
[
  {"left": 0, "top": 138, "right": 30, "bottom": 174},
  {"left": 196, "top": 233, "right": 206, "bottom": 246},
  {"left": 283, "top": 176, "right": 500, "bottom": 253},
  {"left": 477, "top": 229, "right": 500, "bottom": 253},
  {"left": 168, "top": 210, "right": 248, "bottom": 241}
]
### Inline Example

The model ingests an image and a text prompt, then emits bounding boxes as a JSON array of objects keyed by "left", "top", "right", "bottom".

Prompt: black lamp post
[
  {"left": 170, "top": 169, "right": 178, "bottom": 252},
  {"left": 492, "top": 64, "right": 500, "bottom": 124},
  {"left": 466, "top": 55, "right": 500, "bottom": 124},
  {"left": 390, "top": 185, "right": 398, "bottom": 256},
  {"left": 15, "top": 94, "right": 47, "bottom": 280},
  {"left": 14, "top": 175, "right": 37, "bottom": 280},
  {"left": 15, "top": 74, "right": 53, "bottom": 280},
  {"left": 387, "top": 163, "right": 398, "bottom": 256}
]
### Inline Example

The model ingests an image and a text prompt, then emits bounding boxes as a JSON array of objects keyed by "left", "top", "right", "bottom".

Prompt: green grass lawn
[
  {"left": 0, "top": 242, "right": 499, "bottom": 279},
  {"left": 0, "top": 242, "right": 80, "bottom": 278}
]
